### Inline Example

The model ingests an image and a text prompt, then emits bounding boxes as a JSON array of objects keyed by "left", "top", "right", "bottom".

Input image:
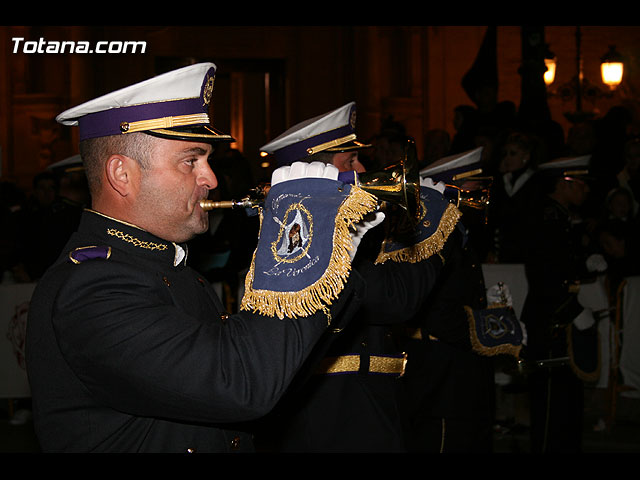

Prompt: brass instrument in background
[
  {"left": 443, "top": 176, "right": 493, "bottom": 224},
  {"left": 200, "top": 139, "right": 422, "bottom": 224},
  {"left": 448, "top": 176, "right": 493, "bottom": 211},
  {"left": 355, "top": 138, "right": 421, "bottom": 224}
]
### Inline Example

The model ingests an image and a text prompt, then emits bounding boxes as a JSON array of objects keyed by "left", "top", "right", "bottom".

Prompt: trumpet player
[
  {"left": 399, "top": 148, "right": 526, "bottom": 452},
  {"left": 25, "top": 64, "right": 381, "bottom": 453},
  {"left": 254, "top": 102, "right": 463, "bottom": 452}
]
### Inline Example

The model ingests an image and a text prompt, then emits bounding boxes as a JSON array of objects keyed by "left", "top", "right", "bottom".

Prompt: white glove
[
  {"left": 349, "top": 211, "right": 386, "bottom": 261},
  {"left": 271, "top": 161, "right": 338, "bottom": 185},
  {"left": 486, "top": 283, "right": 513, "bottom": 307},
  {"left": 577, "top": 280, "right": 608, "bottom": 311},
  {"left": 420, "top": 177, "right": 446, "bottom": 194},
  {"left": 573, "top": 307, "right": 595, "bottom": 331},
  {"left": 586, "top": 253, "right": 608, "bottom": 273}
]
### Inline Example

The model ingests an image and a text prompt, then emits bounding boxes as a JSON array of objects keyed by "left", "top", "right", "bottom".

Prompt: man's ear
[{"left": 105, "top": 154, "right": 137, "bottom": 197}]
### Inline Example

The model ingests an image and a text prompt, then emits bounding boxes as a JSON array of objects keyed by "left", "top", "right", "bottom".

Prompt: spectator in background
[
  {"left": 592, "top": 106, "right": 635, "bottom": 185},
  {"left": 595, "top": 218, "right": 640, "bottom": 300},
  {"left": 0, "top": 181, "right": 29, "bottom": 283},
  {"left": 366, "top": 116, "right": 411, "bottom": 172},
  {"left": 616, "top": 137, "right": 640, "bottom": 214},
  {"left": 604, "top": 186, "right": 637, "bottom": 223},
  {"left": 450, "top": 105, "right": 480, "bottom": 155},
  {"left": 28, "top": 171, "right": 56, "bottom": 214},
  {"left": 485, "top": 130, "right": 543, "bottom": 263},
  {"left": 23, "top": 155, "right": 90, "bottom": 281},
  {"left": 520, "top": 156, "right": 598, "bottom": 453}
]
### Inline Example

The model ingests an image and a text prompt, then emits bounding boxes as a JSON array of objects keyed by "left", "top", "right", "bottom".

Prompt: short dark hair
[{"left": 79, "top": 133, "right": 156, "bottom": 194}]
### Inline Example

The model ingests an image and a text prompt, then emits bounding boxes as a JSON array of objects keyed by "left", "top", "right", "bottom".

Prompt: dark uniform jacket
[
  {"left": 520, "top": 195, "right": 591, "bottom": 361},
  {"left": 25, "top": 209, "right": 363, "bottom": 453},
  {"left": 399, "top": 226, "right": 495, "bottom": 452},
  {"left": 487, "top": 169, "right": 539, "bottom": 263},
  {"left": 519, "top": 195, "right": 595, "bottom": 453}
]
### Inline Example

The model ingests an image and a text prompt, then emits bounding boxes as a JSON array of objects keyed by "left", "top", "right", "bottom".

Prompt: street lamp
[
  {"left": 544, "top": 50, "right": 557, "bottom": 86},
  {"left": 544, "top": 27, "right": 625, "bottom": 123},
  {"left": 601, "top": 45, "right": 624, "bottom": 90}
]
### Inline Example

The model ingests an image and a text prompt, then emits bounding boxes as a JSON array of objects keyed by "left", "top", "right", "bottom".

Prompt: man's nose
[{"left": 199, "top": 162, "right": 218, "bottom": 190}]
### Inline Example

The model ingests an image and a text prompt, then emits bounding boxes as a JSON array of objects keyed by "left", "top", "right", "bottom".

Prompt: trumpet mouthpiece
[{"left": 200, "top": 199, "right": 237, "bottom": 210}]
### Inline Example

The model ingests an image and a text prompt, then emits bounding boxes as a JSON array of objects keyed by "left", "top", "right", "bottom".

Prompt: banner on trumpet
[{"left": 240, "top": 176, "right": 378, "bottom": 320}]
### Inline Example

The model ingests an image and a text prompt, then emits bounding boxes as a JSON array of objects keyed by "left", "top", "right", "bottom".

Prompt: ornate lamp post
[{"left": 543, "top": 26, "right": 624, "bottom": 124}]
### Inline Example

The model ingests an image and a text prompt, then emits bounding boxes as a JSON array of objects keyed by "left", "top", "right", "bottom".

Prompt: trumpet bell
[
  {"left": 458, "top": 185, "right": 491, "bottom": 211},
  {"left": 356, "top": 139, "right": 421, "bottom": 224},
  {"left": 444, "top": 176, "right": 493, "bottom": 224}
]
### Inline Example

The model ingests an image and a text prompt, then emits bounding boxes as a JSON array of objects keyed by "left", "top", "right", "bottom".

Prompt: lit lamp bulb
[
  {"left": 601, "top": 45, "right": 624, "bottom": 90},
  {"left": 544, "top": 57, "right": 557, "bottom": 86}
]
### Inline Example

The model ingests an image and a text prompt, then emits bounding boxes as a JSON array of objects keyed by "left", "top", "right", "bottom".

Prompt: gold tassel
[
  {"left": 375, "top": 203, "right": 462, "bottom": 264},
  {"left": 240, "top": 185, "right": 378, "bottom": 320}
]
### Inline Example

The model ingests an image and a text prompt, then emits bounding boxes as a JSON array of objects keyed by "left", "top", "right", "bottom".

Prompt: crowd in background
[
  {"left": 360, "top": 101, "right": 640, "bottom": 301},
  {"left": 2, "top": 99, "right": 640, "bottom": 308}
]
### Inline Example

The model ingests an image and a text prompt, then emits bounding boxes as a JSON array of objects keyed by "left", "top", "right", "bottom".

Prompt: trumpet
[
  {"left": 355, "top": 138, "right": 421, "bottom": 224},
  {"left": 445, "top": 176, "right": 493, "bottom": 211},
  {"left": 440, "top": 176, "right": 493, "bottom": 225},
  {"left": 200, "top": 184, "right": 270, "bottom": 211},
  {"left": 199, "top": 139, "right": 422, "bottom": 223}
]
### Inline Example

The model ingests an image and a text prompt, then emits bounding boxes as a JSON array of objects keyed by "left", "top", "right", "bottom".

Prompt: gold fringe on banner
[
  {"left": 566, "top": 323, "right": 601, "bottom": 382},
  {"left": 465, "top": 305, "right": 522, "bottom": 358},
  {"left": 374, "top": 203, "right": 462, "bottom": 265},
  {"left": 240, "top": 185, "right": 379, "bottom": 320}
]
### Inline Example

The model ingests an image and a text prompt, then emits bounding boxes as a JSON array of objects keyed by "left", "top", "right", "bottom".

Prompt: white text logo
[{"left": 12, "top": 37, "right": 147, "bottom": 54}]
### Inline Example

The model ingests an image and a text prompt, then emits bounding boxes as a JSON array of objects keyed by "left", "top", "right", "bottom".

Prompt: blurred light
[
  {"left": 544, "top": 57, "right": 557, "bottom": 86},
  {"left": 601, "top": 45, "right": 624, "bottom": 90}
]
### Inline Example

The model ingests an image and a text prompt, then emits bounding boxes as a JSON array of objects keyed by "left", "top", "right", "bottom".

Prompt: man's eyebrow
[{"left": 180, "top": 146, "right": 211, "bottom": 156}]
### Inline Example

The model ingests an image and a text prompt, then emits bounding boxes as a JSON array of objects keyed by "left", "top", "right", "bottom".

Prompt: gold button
[
  {"left": 230, "top": 436, "right": 241, "bottom": 450},
  {"left": 186, "top": 447, "right": 196, "bottom": 453},
  {"left": 220, "top": 312, "right": 230, "bottom": 321},
  {"left": 163, "top": 276, "right": 170, "bottom": 286}
]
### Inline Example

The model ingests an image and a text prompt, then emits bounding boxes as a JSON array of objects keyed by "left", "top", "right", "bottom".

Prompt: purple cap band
[
  {"left": 274, "top": 123, "right": 354, "bottom": 166},
  {"left": 78, "top": 96, "right": 206, "bottom": 141}
]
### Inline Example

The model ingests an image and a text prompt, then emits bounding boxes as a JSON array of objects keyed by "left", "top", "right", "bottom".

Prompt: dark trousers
[
  {"left": 405, "top": 415, "right": 493, "bottom": 453},
  {"left": 528, "top": 366, "right": 584, "bottom": 453}
]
